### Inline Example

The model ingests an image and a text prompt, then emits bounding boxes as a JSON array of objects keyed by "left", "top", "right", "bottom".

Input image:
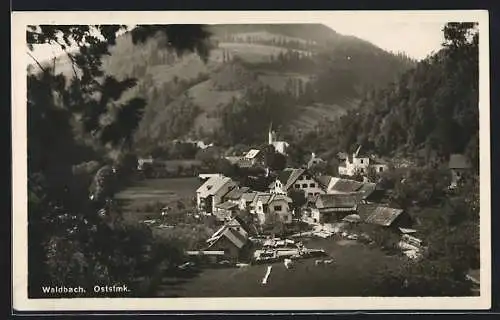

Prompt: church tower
[{"left": 268, "top": 122, "right": 274, "bottom": 145}]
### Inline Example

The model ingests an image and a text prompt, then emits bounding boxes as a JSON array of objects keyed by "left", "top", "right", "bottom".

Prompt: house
[
  {"left": 252, "top": 193, "right": 293, "bottom": 225},
  {"left": 307, "top": 152, "right": 326, "bottom": 169},
  {"left": 309, "top": 193, "right": 359, "bottom": 224},
  {"left": 268, "top": 122, "right": 289, "bottom": 155},
  {"left": 239, "top": 191, "right": 258, "bottom": 211},
  {"left": 137, "top": 156, "right": 154, "bottom": 170},
  {"left": 328, "top": 178, "right": 364, "bottom": 194},
  {"left": 213, "top": 201, "right": 239, "bottom": 221},
  {"left": 316, "top": 175, "right": 336, "bottom": 192},
  {"left": 223, "top": 186, "right": 251, "bottom": 204},
  {"left": 448, "top": 154, "right": 471, "bottom": 188},
  {"left": 271, "top": 168, "right": 326, "bottom": 199},
  {"left": 226, "top": 215, "right": 255, "bottom": 237},
  {"left": 356, "top": 182, "right": 385, "bottom": 203},
  {"left": 206, "top": 222, "right": 249, "bottom": 262},
  {"left": 196, "top": 176, "right": 238, "bottom": 214},
  {"left": 364, "top": 206, "right": 412, "bottom": 230},
  {"left": 338, "top": 145, "right": 389, "bottom": 177},
  {"left": 243, "top": 149, "right": 265, "bottom": 166},
  {"left": 199, "top": 173, "right": 224, "bottom": 182}
]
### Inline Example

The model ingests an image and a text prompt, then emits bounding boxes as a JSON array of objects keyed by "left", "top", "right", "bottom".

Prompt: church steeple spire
[{"left": 268, "top": 121, "right": 274, "bottom": 145}]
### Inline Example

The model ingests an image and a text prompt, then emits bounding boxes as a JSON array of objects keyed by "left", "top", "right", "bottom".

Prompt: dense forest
[{"left": 293, "top": 22, "right": 479, "bottom": 172}]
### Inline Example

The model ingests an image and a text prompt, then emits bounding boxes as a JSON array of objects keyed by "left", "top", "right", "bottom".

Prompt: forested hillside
[
  {"left": 41, "top": 24, "right": 416, "bottom": 153},
  {"left": 296, "top": 23, "right": 479, "bottom": 171}
]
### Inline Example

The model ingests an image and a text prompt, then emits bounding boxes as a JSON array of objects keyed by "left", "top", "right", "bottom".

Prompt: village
[{"left": 130, "top": 125, "right": 474, "bottom": 291}]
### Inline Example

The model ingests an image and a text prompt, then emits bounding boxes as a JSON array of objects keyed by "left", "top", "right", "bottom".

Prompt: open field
[
  {"left": 155, "top": 238, "right": 399, "bottom": 297},
  {"left": 115, "top": 177, "right": 201, "bottom": 223}
]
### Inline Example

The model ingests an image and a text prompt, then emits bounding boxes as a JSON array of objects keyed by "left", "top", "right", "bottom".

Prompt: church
[{"left": 268, "top": 123, "right": 289, "bottom": 155}]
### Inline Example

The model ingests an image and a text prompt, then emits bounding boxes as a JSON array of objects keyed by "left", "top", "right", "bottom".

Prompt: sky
[
  {"left": 29, "top": 21, "right": 446, "bottom": 63},
  {"left": 325, "top": 21, "right": 446, "bottom": 60}
]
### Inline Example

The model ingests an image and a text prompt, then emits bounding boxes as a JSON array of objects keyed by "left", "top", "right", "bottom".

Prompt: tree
[
  {"left": 288, "top": 189, "right": 306, "bottom": 219},
  {"left": 27, "top": 24, "right": 211, "bottom": 297}
]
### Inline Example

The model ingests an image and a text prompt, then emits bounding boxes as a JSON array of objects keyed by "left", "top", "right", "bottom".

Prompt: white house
[
  {"left": 271, "top": 168, "right": 326, "bottom": 199},
  {"left": 268, "top": 122, "right": 289, "bottom": 155},
  {"left": 251, "top": 193, "right": 293, "bottom": 225},
  {"left": 338, "top": 145, "right": 388, "bottom": 176},
  {"left": 196, "top": 176, "right": 238, "bottom": 214}
]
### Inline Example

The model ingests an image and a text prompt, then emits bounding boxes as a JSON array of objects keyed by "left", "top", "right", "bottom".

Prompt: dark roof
[
  {"left": 371, "top": 157, "right": 389, "bottom": 165},
  {"left": 365, "top": 206, "right": 404, "bottom": 227},
  {"left": 316, "top": 175, "right": 333, "bottom": 189},
  {"left": 277, "top": 168, "right": 305, "bottom": 189},
  {"left": 241, "top": 192, "right": 257, "bottom": 202},
  {"left": 278, "top": 168, "right": 295, "bottom": 186},
  {"left": 224, "top": 187, "right": 250, "bottom": 200},
  {"left": 449, "top": 154, "right": 471, "bottom": 169},
  {"left": 331, "top": 179, "right": 364, "bottom": 193},
  {"left": 356, "top": 203, "right": 379, "bottom": 220},
  {"left": 215, "top": 201, "right": 239, "bottom": 210},
  {"left": 357, "top": 183, "right": 377, "bottom": 199},
  {"left": 315, "top": 194, "right": 358, "bottom": 210},
  {"left": 229, "top": 215, "right": 253, "bottom": 235}
]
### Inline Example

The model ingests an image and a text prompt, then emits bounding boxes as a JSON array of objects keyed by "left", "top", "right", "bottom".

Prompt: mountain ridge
[{"left": 33, "top": 24, "right": 417, "bottom": 151}]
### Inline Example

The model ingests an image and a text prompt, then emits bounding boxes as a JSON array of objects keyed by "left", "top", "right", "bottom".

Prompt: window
[
  {"left": 302, "top": 184, "right": 308, "bottom": 188},
  {"left": 274, "top": 205, "right": 282, "bottom": 211},
  {"left": 379, "top": 167, "right": 384, "bottom": 172},
  {"left": 360, "top": 159, "right": 363, "bottom": 164},
  {"left": 295, "top": 184, "right": 300, "bottom": 188},
  {"left": 309, "top": 183, "right": 315, "bottom": 188}
]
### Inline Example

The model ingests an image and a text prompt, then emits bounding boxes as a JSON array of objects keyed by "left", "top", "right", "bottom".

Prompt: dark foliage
[{"left": 27, "top": 25, "right": 210, "bottom": 297}]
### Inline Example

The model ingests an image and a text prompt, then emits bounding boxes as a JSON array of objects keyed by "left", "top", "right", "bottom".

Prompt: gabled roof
[
  {"left": 277, "top": 168, "right": 295, "bottom": 185},
  {"left": 277, "top": 168, "right": 307, "bottom": 190},
  {"left": 244, "top": 149, "right": 261, "bottom": 159},
  {"left": 215, "top": 201, "right": 239, "bottom": 210},
  {"left": 252, "top": 193, "right": 273, "bottom": 206},
  {"left": 371, "top": 157, "right": 389, "bottom": 165},
  {"left": 357, "top": 182, "right": 377, "bottom": 199},
  {"left": 196, "top": 176, "right": 233, "bottom": 197},
  {"left": 224, "top": 186, "right": 250, "bottom": 201},
  {"left": 222, "top": 227, "right": 247, "bottom": 249},
  {"left": 315, "top": 193, "right": 358, "bottom": 210},
  {"left": 269, "top": 194, "right": 292, "bottom": 203},
  {"left": 365, "top": 206, "right": 404, "bottom": 227},
  {"left": 356, "top": 203, "right": 379, "bottom": 220},
  {"left": 449, "top": 154, "right": 471, "bottom": 169},
  {"left": 331, "top": 179, "right": 364, "bottom": 193},
  {"left": 241, "top": 192, "right": 258, "bottom": 202},
  {"left": 316, "top": 175, "right": 333, "bottom": 189},
  {"left": 207, "top": 226, "right": 247, "bottom": 249},
  {"left": 227, "top": 216, "right": 250, "bottom": 233}
]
